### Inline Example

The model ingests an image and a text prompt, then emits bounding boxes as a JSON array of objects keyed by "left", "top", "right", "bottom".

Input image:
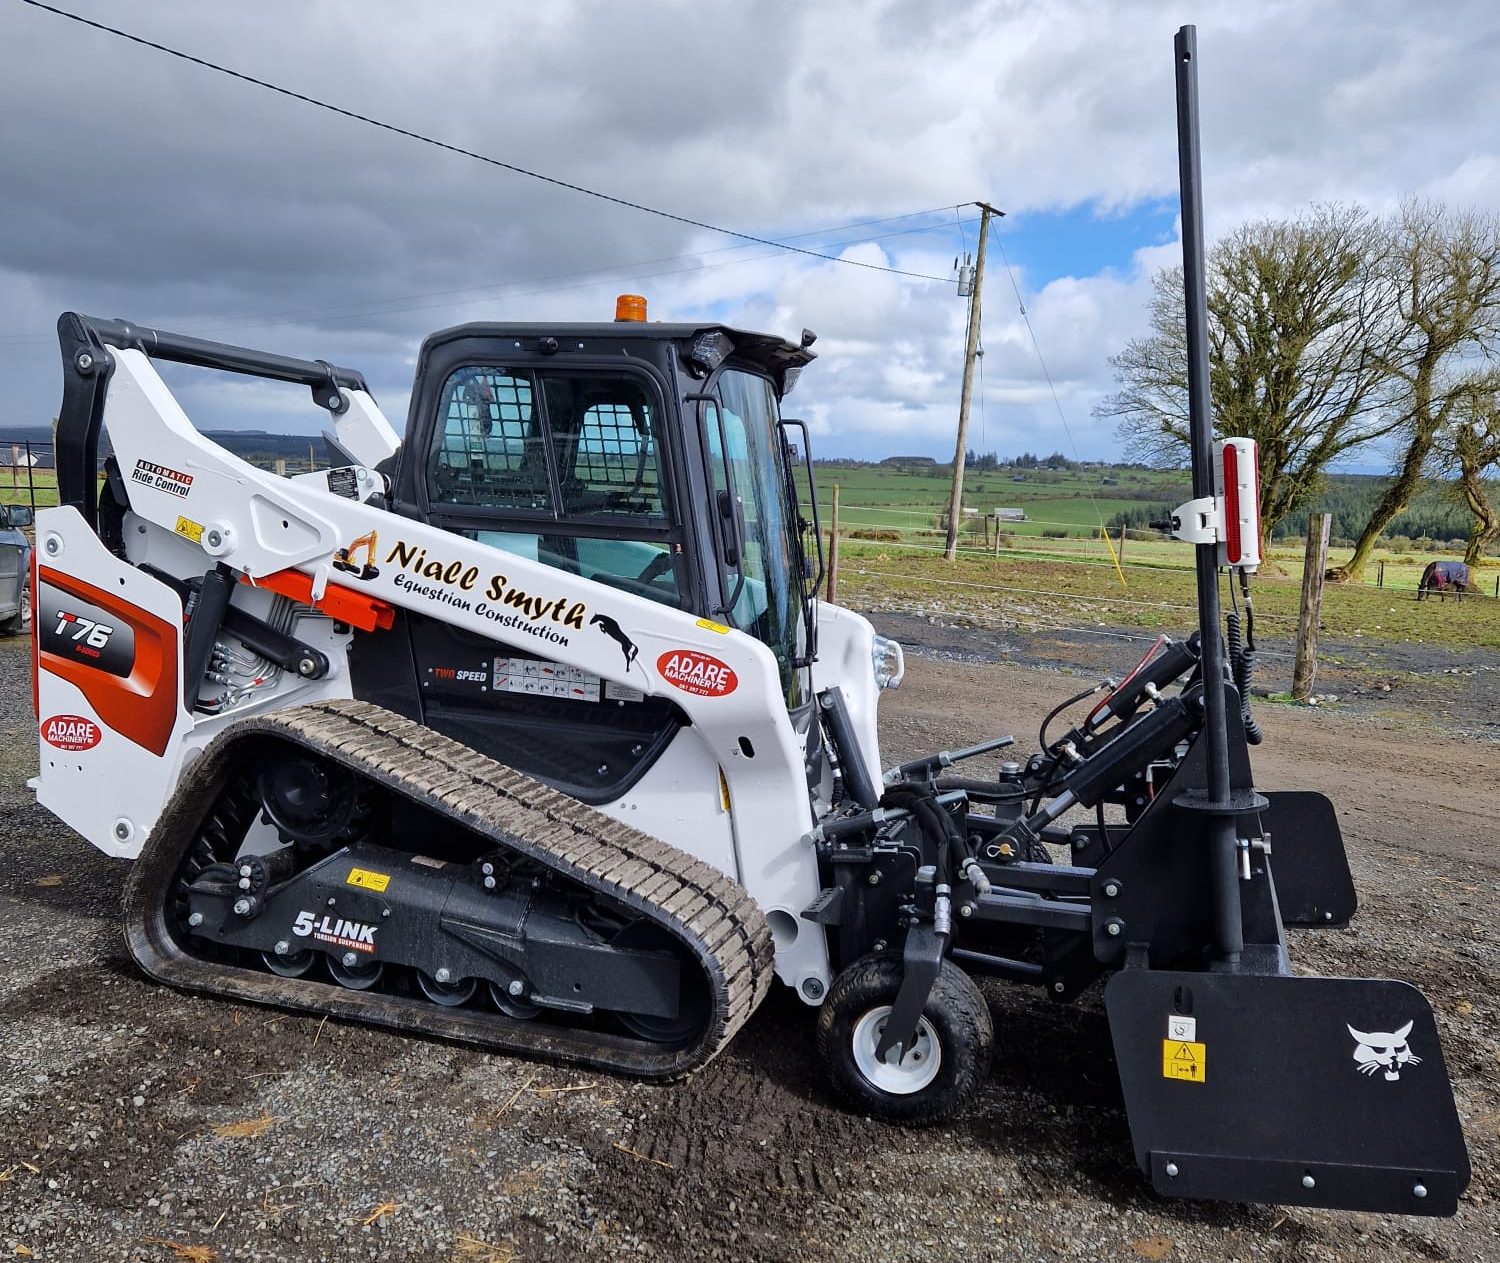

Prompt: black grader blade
[
  {"left": 1106, "top": 972, "right": 1470, "bottom": 1216},
  {"left": 1259, "top": 791, "right": 1357, "bottom": 928}
]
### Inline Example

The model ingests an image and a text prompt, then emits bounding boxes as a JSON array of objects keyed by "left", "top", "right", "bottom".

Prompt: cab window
[
  {"left": 705, "top": 369, "right": 807, "bottom": 704},
  {"left": 429, "top": 368, "right": 549, "bottom": 510},
  {"left": 427, "top": 366, "right": 682, "bottom": 607}
]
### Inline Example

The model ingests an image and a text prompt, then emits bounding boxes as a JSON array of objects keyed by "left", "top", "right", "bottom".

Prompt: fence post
[
  {"left": 1118, "top": 524, "right": 1126, "bottom": 564},
  {"left": 825, "top": 482, "right": 840, "bottom": 604},
  {"left": 1292, "top": 513, "right": 1331, "bottom": 702},
  {"left": 1377, "top": 559, "right": 1384, "bottom": 588},
  {"left": 992, "top": 514, "right": 1001, "bottom": 559},
  {"left": 26, "top": 441, "right": 37, "bottom": 513}
]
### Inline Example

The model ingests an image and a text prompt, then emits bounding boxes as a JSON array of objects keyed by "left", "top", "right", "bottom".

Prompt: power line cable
[
  {"left": 14, "top": 0, "right": 954, "bottom": 283},
  {"left": 0, "top": 211, "right": 977, "bottom": 347},
  {"left": 989, "top": 221, "right": 1112, "bottom": 533}
]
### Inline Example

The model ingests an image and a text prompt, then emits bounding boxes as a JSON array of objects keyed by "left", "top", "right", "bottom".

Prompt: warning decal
[
  {"left": 1162, "top": 1038, "right": 1206, "bottom": 1083},
  {"left": 346, "top": 867, "right": 391, "bottom": 893}
]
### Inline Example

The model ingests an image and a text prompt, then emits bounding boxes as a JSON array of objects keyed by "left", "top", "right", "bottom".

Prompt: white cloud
[{"left": 2, "top": 0, "right": 1498, "bottom": 459}]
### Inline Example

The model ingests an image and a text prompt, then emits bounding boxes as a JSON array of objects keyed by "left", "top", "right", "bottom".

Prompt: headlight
[{"left": 872, "top": 634, "right": 905, "bottom": 690}]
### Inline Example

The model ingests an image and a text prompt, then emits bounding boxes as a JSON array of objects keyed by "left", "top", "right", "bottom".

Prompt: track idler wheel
[
  {"left": 327, "top": 954, "right": 383, "bottom": 990},
  {"left": 817, "top": 952, "right": 993, "bottom": 1125},
  {"left": 610, "top": 920, "right": 710, "bottom": 1047},
  {"left": 258, "top": 753, "right": 356, "bottom": 845},
  {"left": 262, "top": 945, "right": 317, "bottom": 978},
  {"left": 416, "top": 970, "right": 478, "bottom": 1007},
  {"left": 489, "top": 979, "right": 542, "bottom": 1020}
]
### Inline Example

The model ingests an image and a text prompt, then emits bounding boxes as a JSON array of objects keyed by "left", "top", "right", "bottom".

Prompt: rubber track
[{"left": 124, "top": 699, "right": 775, "bottom": 1079}]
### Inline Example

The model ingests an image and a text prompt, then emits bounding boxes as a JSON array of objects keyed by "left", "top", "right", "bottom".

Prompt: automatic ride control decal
[
  {"left": 657, "top": 649, "right": 738, "bottom": 698},
  {"left": 130, "top": 458, "right": 193, "bottom": 498},
  {"left": 40, "top": 714, "right": 102, "bottom": 751}
]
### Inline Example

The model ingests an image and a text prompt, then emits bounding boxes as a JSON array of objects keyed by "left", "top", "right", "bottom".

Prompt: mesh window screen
[
  {"left": 428, "top": 368, "right": 551, "bottom": 509},
  {"left": 543, "top": 378, "right": 663, "bottom": 518}
]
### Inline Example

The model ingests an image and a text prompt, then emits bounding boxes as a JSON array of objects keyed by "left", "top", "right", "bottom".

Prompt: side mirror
[{"left": 6, "top": 505, "right": 34, "bottom": 527}]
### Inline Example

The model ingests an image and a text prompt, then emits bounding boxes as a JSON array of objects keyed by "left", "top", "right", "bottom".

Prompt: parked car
[{"left": 0, "top": 502, "right": 33, "bottom": 635}]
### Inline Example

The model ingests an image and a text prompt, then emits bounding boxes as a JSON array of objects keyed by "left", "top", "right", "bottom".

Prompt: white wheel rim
[{"left": 851, "top": 1005, "right": 941, "bottom": 1095}]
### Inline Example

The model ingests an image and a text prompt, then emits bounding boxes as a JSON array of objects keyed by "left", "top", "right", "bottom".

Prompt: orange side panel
[
  {"left": 38, "top": 567, "right": 180, "bottom": 757},
  {"left": 242, "top": 569, "right": 394, "bottom": 633}
]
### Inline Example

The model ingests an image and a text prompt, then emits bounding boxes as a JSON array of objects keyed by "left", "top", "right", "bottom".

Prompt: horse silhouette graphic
[{"left": 590, "top": 613, "right": 638, "bottom": 669}]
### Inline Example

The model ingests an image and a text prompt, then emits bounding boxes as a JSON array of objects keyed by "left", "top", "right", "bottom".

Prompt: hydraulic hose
[{"left": 1226, "top": 609, "right": 1263, "bottom": 745}]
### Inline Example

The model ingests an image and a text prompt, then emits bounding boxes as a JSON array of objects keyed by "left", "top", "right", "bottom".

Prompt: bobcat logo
[
  {"left": 1347, "top": 1021, "right": 1422, "bottom": 1081},
  {"left": 590, "top": 613, "right": 638, "bottom": 669}
]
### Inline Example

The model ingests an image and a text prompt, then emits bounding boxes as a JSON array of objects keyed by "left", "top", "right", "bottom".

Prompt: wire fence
[{"left": 1, "top": 440, "right": 53, "bottom": 512}]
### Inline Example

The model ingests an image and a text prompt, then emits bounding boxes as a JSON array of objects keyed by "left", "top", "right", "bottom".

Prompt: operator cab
[{"left": 358, "top": 297, "right": 823, "bottom": 801}]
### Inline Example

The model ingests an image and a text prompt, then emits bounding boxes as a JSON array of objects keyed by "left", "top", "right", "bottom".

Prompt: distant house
[{"left": 994, "top": 507, "right": 1027, "bottom": 522}]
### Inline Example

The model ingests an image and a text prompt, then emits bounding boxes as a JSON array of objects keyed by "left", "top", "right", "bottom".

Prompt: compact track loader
[{"left": 30, "top": 27, "right": 1469, "bottom": 1215}]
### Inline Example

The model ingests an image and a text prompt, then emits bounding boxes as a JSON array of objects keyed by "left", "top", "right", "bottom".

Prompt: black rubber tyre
[{"left": 816, "top": 951, "right": 993, "bottom": 1126}]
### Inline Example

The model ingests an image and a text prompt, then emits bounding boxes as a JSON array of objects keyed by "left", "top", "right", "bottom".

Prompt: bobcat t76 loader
[{"left": 28, "top": 33, "right": 1470, "bottom": 1216}]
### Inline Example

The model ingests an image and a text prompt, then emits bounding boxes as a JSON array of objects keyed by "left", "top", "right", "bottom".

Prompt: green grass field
[
  {"left": 810, "top": 461, "right": 1498, "bottom": 650},
  {"left": 8, "top": 460, "right": 1492, "bottom": 648}
]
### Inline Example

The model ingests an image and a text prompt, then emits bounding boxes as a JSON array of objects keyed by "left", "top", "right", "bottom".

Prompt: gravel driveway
[{"left": 0, "top": 625, "right": 1494, "bottom": 1262}]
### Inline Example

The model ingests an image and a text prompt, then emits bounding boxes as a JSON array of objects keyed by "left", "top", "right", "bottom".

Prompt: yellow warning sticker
[
  {"left": 696, "top": 618, "right": 731, "bottom": 635},
  {"left": 174, "top": 515, "right": 204, "bottom": 544},
  {"left": 1162, "top": 1038, "right": 1206, "bottom": 1082},
  {"left": 346, "top": 866, "right": 391, "bottom": 893}
]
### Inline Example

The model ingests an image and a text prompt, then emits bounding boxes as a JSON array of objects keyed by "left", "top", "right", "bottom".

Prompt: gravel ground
[{"left": 1, "top": 622, "right": 1495, "bottom": 1262}]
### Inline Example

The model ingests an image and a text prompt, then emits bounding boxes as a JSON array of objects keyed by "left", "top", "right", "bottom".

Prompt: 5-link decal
[{"left": 292, "top": 910, "right": 380, "bottom": 954}]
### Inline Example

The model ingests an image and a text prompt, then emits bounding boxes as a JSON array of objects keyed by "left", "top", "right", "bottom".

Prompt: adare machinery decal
[
  {"left": 379, "top": 539, "right": 587, "bottom": 647},
  {"left": 41, "top": 714, "right": 102, "bottom": 751},
  {"left": 657, "top": 649, "right": 738, "bottom": 698}
]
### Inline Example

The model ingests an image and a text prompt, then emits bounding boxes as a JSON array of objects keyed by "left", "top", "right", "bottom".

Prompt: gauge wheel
[{"left": 817, "top": 952, "right": 992, "bottom": 1126}]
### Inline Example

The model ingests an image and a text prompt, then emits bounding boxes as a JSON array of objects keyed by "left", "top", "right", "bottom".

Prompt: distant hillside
[{"left": 0, "top": 426, "right": 338, "bottom": 470}]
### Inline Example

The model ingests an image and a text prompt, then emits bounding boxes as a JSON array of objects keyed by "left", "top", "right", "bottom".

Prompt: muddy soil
[{"left": 1, "top": 629, "right": 1495, "bottom": 1262}]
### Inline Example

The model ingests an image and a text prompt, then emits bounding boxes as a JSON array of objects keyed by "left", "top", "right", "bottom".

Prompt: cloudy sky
[{"left": 2, "top": 0, "right": 1498, "bottom": 461}]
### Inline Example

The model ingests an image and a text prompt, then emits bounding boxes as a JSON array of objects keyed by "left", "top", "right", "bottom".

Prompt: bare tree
[
  {"left": 1331, "top": 202, "right": 1500, "bottom": 581},
  {"left": 1442, "top": 375, "right": 1500, "bottom": 567},
  {"left": 1099, "top": 204, "right": 1399, "bottom": 556}
]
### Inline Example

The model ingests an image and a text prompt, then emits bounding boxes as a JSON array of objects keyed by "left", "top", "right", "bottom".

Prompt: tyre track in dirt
[{"left": 2, "top": 632, "right": 1496, "bottom": 1260}]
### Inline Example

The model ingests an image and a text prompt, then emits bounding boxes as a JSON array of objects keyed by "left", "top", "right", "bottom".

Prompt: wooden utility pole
[
  {"left": 943, "top": 201, "right": 1003, "bottom": 561},
  {"left": 1292, "top": 513, "right": 1332, "bottom": 701}
]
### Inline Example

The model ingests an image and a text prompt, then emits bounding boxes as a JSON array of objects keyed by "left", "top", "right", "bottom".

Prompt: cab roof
[{"left": 419, "top": 321, "right": 816, "bottom": 392}]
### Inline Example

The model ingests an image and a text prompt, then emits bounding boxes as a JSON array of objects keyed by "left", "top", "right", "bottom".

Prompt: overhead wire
[
  {"left": 13, "top": 0, "right": 954, "bottom": 284},
  {"left": 0, "top": 211, "right": 977, "bottom": 347},
  {"left": 989, "top": 220, "right": 1112, "bottom": 534}
]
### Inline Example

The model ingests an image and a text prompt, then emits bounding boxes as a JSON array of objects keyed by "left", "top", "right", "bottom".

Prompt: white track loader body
[{"left": 35, "top": 347, "right": 888, "bottom": 1001}]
